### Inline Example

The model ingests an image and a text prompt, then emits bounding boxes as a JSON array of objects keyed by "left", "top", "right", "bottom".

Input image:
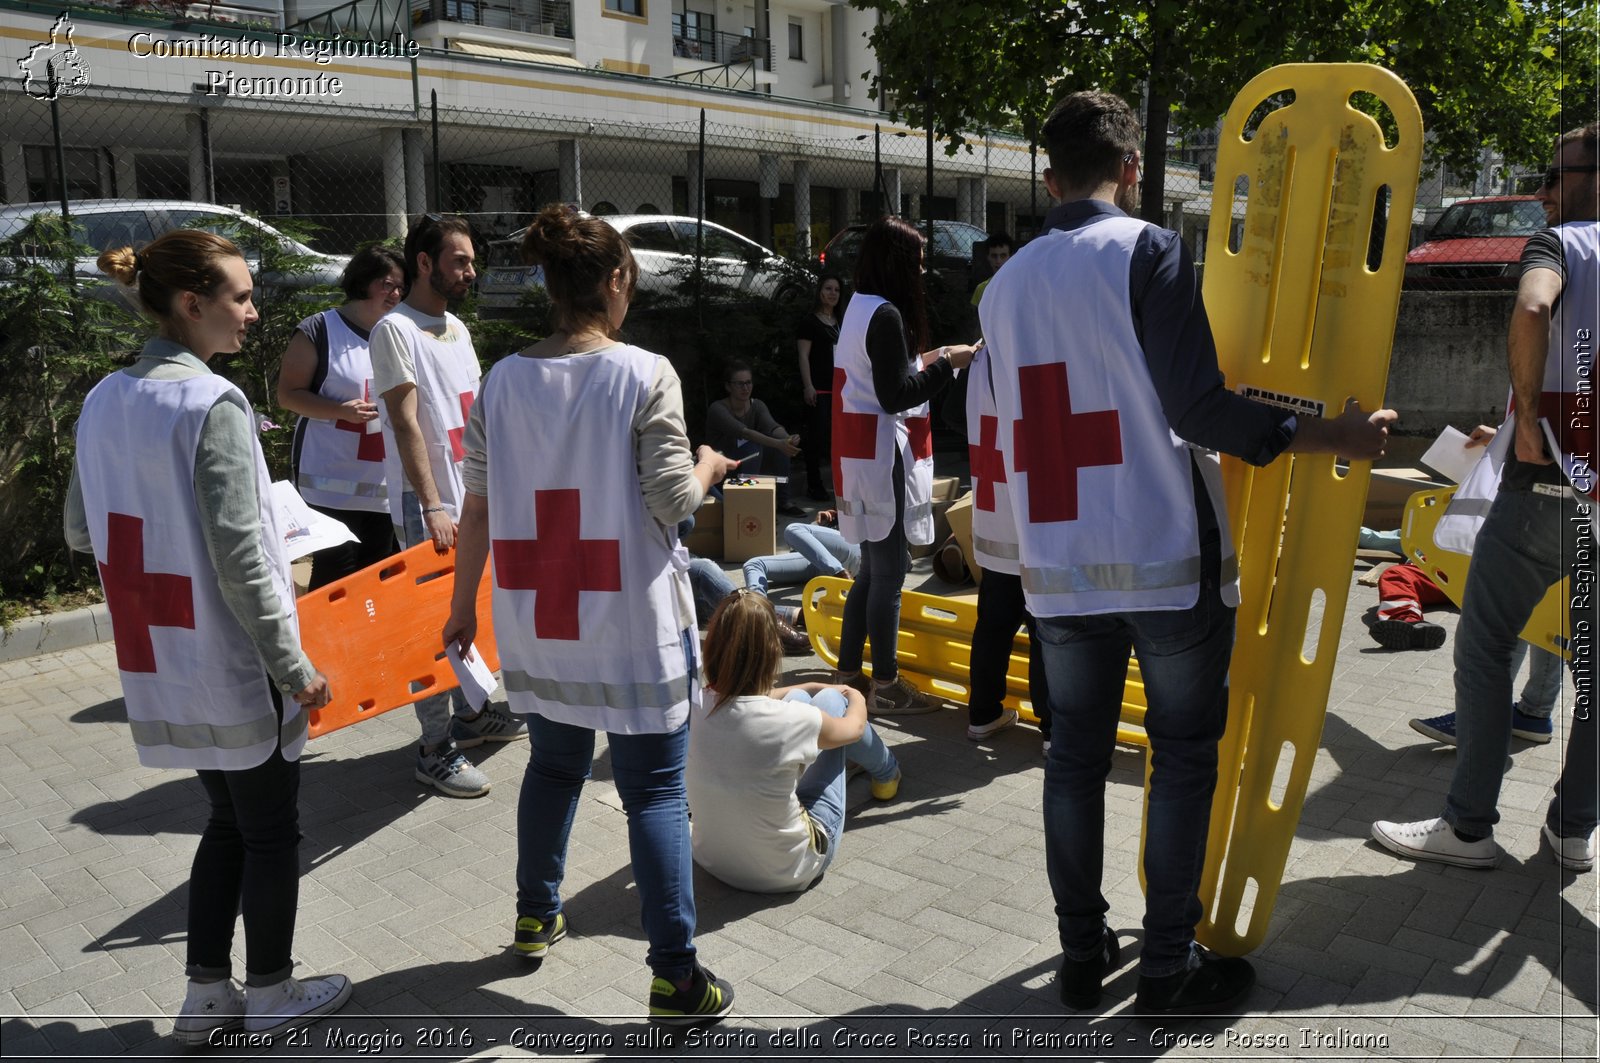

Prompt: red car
[{"left": 1404, "top": 195, "right": 1545, "bottom": 289}]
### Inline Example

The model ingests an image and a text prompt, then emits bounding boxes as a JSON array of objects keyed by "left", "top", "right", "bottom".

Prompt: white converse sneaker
[
  {"left": 244, "top": 974, "right": 353, "bottom": 1036},
  {"left": 1542, "top": 824, "right": 1596, "bottom": 872},
  {"left": 1372, "top": 817, "right": 1497, "bottom": 869},
  {"left": 173, "top": 978, "right": 243, "bottom": 1044}
]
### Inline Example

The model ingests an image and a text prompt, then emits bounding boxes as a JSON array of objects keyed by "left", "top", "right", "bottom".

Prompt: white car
[
  {"left": 0, "top": 199, "right": 349, "bottom": 299},
  {"left": 478, "top": 213, "right": 812, "bottom": 318}
]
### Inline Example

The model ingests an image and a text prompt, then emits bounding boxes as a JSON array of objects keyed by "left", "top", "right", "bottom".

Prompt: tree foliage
[{"left": 855, "top": 0, "right": 1595, "bottom": 217}]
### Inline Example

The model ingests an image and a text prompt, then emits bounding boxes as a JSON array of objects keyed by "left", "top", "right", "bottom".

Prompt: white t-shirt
[
  {"left": 687, "top": 691, "right": 826, "bottom": 893},
  {"left": 369, "top": 301, "right": 475, "bottom": 400}
]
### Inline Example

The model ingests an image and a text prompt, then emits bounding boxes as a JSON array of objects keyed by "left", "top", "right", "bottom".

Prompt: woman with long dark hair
[
  {"left": 275, "top": 245, "right": 406, "bottom": 588},
  {"left": 443, "top": 206, "right": 739, "bottom": 1024},
  {"left": 831, "top": 216, "right": 975, "bottom": 713},
  {"left": 795, "top": 273, "right": 843, "bottom": 500},
  {"left": 66, "top": 229, "right": 351, "bottom": 1043}
]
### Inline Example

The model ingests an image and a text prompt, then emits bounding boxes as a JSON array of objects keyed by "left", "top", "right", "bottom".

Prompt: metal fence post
[{"left": 430, "top": 89, "right": 441, "bottom": 213}]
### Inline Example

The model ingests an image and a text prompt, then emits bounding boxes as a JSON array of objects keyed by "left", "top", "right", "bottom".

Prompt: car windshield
[
  {"left": 0, "top": 209, "right": 155, "bottom": 258},
  {"left": 1430, "top": 200, "right": 1545, "bottom": 240},
  {"left": 931, "top": 223, "right": 985, "bottom": 259}
]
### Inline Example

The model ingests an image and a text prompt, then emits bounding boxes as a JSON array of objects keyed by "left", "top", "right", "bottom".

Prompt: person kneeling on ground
[{"left": 687, "top": 592, "right": 901, "bottom": 893}]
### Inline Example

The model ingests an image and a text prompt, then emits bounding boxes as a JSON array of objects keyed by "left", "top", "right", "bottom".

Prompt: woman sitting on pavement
[{"left": 688, "top": 591, "right": 901, "bottom": 894}]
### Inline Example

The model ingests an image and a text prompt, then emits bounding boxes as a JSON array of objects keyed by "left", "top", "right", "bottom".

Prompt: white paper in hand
[
  {"left": 269, "top": 481, "right": 358, "bottom": 560},
  {"left": 446, "top": 642, "right": 499, "bottom": 711},
  {"left": 1420, "top": 426, "right": 1483, "bottom": 485}
]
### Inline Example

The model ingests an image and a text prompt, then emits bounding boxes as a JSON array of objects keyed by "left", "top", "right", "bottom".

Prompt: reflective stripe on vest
[
  {"left": 973, "top": 533, "right": 1020, "bottom": 561},
  {"left": 298, "top": 472, "right": 388, "bottom": 500},
  {"left": 503, "top": 669, "right": 687, "bottom": 713},
  {"left": 1020, "top": 551, "right": 1238, "bottom": 596}
]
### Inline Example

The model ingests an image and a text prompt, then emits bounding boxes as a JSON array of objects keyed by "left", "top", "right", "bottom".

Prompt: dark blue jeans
[
  {"left": 515, "top": 632, "right": 700, "bottom": 978},
  {"left": 969, "top": 568, "right": 1051, "bottom": 738},
  {"left": 1037, "top": 543, "right": 1234, "bottom": 977},
  {"left": 188, "top": 685, "right": 300, "bottom": 987},
  {"left": 837, "top": 457, "right": 908, "bottom": 679}
]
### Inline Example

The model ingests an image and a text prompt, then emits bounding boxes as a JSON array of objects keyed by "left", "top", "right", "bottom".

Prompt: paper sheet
[
  {"left": 446, "top": 642, "right": 499, "bottom": 711},
  {"left": 1420, "top": 425, "right": 1484, "bottom": 485},
  {"left": 269, "top": 480, "right": 358, "bottom": 560}
]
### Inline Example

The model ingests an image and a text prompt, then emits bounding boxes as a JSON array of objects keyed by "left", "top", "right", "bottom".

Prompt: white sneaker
[
  {"left": 173, "top": 978, "right": 243, "bottom": 1044},
  {"left": 1543, "top": 824, "right": 1596, "bottom": 872},
  {"left": 967, "top": 708, "right": 1019, "bottom": 742},
  {"left": 244, "top": 974, "right": 353, "bottom": 1036},
  {"left": 1372, "top": 817, "right": 1497, "bottom": 869}
]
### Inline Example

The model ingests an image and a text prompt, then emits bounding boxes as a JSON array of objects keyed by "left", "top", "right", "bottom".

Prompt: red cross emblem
[
  {"left": 333, "top": 417, "right": 385, "bottom": 462},
  {"left": 492, "top": 489, "right": 622, "bottom": 641},
  {"left": 1012, "top": 362, "right": 1123, "bottom": 523},
  {"left": 446, "top": 390, "right": 474, "bottom": 463},
  {"left": 98, "top": 512, "right": 195, "bottom": 673},
  {"left": 906, "top": 415, "right": 933, "bottom": 461},
  {"left": 968, "top": 414, "right": 1007, "bottom": 512},
  {"left": 831, "top": 367, "right": 880, "bottom": 486}
]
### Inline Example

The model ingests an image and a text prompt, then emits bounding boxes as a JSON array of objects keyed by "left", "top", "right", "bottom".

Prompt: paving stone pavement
[{"left": 0, "top": 561, "right": 1595, "bottom": 1061}]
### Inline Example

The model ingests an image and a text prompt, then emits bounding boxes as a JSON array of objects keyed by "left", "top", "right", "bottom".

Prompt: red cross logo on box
[
  {"left": 492, "top": 489, "right": 622, "bottom": 641},
  {"left": 333, "top": 416, "right": 385, "bottom": 462},
  {"left": 98, "top": 512, "right": 195, "bottom": 673},
  {"left": 446, "top": 390, "right": 474, "bottom": 463},
  {"left": 1012, "top": 362, "right": 1123, "bottom": 523},
  {"left": 969, "top": 414, "right": 1007, "bottom": 512},
  {"left": 831, "top": 367, "right": 880, "bottom": 486}
]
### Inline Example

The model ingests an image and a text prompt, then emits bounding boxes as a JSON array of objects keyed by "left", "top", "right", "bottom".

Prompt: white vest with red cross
[
  {"left": 480, "top": 346, "right": 694, "bottom": 735},
  {"left": 294, "top": 309, "right": 389, "bottom": 513},
  {"left": 378, "top": 307, "right": 480, "bottom": 527},
  {"left": 1437, "top": 220, "right": 1600, "bottom": 551},
  {"left": 832, "top": 294, "right": 935, "bottom": 546},
  {"left": 980, "top": 216, "right": 1239, "bottom": 617},
  {"left": 964, "top": 343, "right": 1021, "bottom": 576},
  {"left": 75, "top": 369, "right": 305, "bottom": 770}
]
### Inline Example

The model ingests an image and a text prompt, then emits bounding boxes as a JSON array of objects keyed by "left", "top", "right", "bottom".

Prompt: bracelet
[{"left": 422, "top": 505, "right": 447, "bottom": 515}]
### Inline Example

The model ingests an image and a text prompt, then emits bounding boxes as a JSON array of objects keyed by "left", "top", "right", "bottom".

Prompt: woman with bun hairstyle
[
  {"left": 443, "top": 206, "right": 739, "bottom": 1025},
  {"left": 831, "top": 216, "right": 975, "bottom": 713},
  {"left": 64, "top": 230, "right": 352, "bottom": 1043},
  {"left": 688, "top": 591, "right": 900, "bottom": 895},
  {"left": 275, "top": 245, "right": 406, "bottom": 588}
]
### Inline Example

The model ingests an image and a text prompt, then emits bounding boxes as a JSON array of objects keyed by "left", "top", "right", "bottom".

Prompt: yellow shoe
[{"left": 869, "top": 767, "right": 901, "bottom": 801}]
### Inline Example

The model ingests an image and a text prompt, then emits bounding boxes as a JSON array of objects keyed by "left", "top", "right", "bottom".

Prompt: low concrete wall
[{"left": 1385, "top": 290, "right": 1516, "bottom": 443}]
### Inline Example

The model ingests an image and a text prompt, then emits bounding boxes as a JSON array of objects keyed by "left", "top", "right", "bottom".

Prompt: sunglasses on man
[{"left": 1544, "top": 164, "right": 1599, "bottom": 187}]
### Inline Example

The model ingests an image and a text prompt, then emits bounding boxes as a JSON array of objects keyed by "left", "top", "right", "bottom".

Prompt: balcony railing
[
  {"left": 411, "top": 0, "right": 573, "bottom": 38},
  {"left": 670, "top": 26, "right": 770, "bottom": 68},
  {"left": 287, "top": 0, "right": 411, "bottom": 40}
]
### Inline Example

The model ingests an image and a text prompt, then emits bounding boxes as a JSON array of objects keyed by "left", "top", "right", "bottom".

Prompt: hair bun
[
  {"left": 97, "top": 245, "right": 140, "bottom": 286},
  {"left": 520, "top": 205, "right": 587, "bottom": 267}
]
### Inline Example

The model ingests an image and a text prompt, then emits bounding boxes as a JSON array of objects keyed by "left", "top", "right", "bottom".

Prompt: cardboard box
[
  {"left": 682, "top": 497, "right": 723, "bottom": 560},
  {"left": 944, "top": 492, "right": 980, "bottom": 584},
  {"left": 912, "top": 476, "right": 964, "bottom": 558},
  {"left": 723, "top": 478, "right": 776, "bottom": 562}
]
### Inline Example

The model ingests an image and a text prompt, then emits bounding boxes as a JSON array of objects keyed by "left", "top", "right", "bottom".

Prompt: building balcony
[{"left": 411, "top": 0, "right": 572, "bottom": 39}]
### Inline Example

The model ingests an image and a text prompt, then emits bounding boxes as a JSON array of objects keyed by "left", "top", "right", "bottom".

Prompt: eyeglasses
[
  {"left": 730, "top": 379, "right": 754, "bottom": 388},
  {"left": 375, "top": 279, "right": 404, "bottom": 293},
  {"left": 1544, "top": 165, "right": 1599, "bottom": 187}
]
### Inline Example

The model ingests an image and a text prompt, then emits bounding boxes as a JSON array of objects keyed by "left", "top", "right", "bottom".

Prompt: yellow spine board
[
  {"left": 799, "top": 575, "right": 1152, "bottom": 745},
  {"left": 1192, "top": 64, "right": 1422, "bottom": 955},
  {"left": 1400, "top": 487, "right": 1569, "bottom": 657}
]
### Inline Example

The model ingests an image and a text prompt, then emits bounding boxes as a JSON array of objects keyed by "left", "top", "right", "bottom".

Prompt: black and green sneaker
[
  {"left": 647, "top": 965, "right": 734, "bottom": 1025},
  {"left": 513, "top": 913, "right": 567, "bottom": 960}
]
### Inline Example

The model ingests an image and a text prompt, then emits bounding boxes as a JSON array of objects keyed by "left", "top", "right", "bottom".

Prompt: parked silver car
[
  {"left": 478, "top": 213, "right": 812, "bottom": 319},
  {"left": 0, "top": 199, "right": 349, "bottom": 299}
]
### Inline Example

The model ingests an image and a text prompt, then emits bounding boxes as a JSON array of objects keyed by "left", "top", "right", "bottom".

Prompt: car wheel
[{"left": 773, "top": 283, "right": 806, "bottom": 309}]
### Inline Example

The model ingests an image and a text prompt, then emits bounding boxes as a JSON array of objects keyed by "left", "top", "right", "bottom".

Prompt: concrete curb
[{"left": 0, "top": 603, "right": 113, "bottom": 663}]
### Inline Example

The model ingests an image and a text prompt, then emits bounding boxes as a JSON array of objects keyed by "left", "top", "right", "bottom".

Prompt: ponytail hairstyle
[
  {"left": 519, "top": 204, "right": 638, "bottom": 338},
  {"left": 97, "top": 229, "right": 244, "bottom": 321},
  {"left": 702, "top": 591, "right": 782, "bottom": 714},
  {"left": 852, "top": 215, "right": 928, "bottom": 356}
]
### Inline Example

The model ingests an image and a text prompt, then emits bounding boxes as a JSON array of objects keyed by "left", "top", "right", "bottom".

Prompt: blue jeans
[
  {"left": 1037, "top": 537, "right": 1234, "bottom": 977},
  {"left": 743, "top": 524, "right": 858, "bottom": 595},
  {"left": 786, "top": 689, "right": 898, "bottom": 868},
  {"left": 1511, "top": 642, "right": 1564, "bottom": 718},
  {"left": 837, "top": 458, "right": 908, "bottom": 679},
  {"left": 1446, "top": 487, "right": 1597, "bottom": 841},
  {"left": 515, "top": 631, "right": 700, "bottom": 978},
  {"left": 397, "top": 491, "right": 469, "bottom": 747}
]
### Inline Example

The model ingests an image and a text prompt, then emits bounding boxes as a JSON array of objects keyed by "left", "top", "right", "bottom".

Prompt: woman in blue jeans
[
  {"left": 688, "top": 592, "right": 900, "bottom": 893},
  {"left": 445, "top": 205, "right": 739, "bottom": 1024}
]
